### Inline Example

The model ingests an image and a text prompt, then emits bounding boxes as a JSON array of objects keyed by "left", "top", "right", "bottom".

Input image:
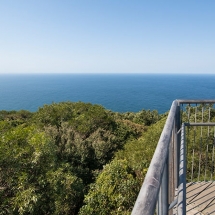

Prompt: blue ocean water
[{"left": 0, "top": 74, "right": 215, "bottom": 113}]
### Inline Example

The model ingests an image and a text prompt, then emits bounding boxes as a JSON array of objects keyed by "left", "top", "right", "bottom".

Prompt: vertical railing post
[
  {"left": 174, "top": 103, "right": 181, "bottom": 188},
  {"left": 168, "top": 127, "right": 174, "bottom": 210},
  {"left": 168, "top": 102, "right": 180, "bottom": 214},
  {"left": 177, "top": 123, "right": 186, "bottom": 215}
]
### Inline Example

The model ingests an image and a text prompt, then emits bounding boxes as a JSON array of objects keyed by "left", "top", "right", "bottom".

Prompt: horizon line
[{"left": 0, "top": 72, "right": 214, "bottom": 75}]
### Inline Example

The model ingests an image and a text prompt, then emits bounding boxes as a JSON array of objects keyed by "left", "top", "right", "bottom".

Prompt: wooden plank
[
  {"left": 204, "top": 199, "right": 215, "bottom": 214},
  {"left": 186, "top": 182, "right": 215, "bottom": 214},
  {"left": 189, "top": 182, "right": 214, "bottom": 211},
  {"left": 186, "top": 203, "right": 203, "bottom": 215},
  {"left": 172, "top": 182, "right": 215, "bottom": 214},
  {"left": 187, "top": 182, "right": 212, "bottom": 204},
  {"left": 200, "top": 181, "right": 215, "bottom": 214}
]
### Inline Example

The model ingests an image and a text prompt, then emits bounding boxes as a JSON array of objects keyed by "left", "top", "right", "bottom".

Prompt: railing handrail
[
  {"left": 131, "top": 100, "right": 179, "bottom": 215},
  {"left": 177, "top": 99, "right": 215, "bottom": 104}
]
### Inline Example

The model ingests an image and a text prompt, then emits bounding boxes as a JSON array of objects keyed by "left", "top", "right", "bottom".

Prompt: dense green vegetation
[
  {"left": 79, "top": 118, "right": 165, "bottom": 215},
  {"left": 0, "top": 102, "right": 163, "bottom": 214}
]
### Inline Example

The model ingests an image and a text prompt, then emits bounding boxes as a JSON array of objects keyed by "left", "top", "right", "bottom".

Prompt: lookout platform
[{"left": 131, "top": 100, "right": 215, "bottom": 215}]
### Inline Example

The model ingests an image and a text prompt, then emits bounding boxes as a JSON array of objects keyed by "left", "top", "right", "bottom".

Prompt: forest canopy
[{"left": 0, "top": 101, "right": 163, "bottom": 215}]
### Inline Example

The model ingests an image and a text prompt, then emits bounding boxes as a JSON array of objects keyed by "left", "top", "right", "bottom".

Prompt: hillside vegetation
[{"left": 0, "top": 102, "right": 163, "bottom": 215}]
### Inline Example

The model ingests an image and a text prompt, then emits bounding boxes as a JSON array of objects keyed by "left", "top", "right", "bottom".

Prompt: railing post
[
  {"left": 170, "top": 101, "right": 181, "bottom": 209},
  {"left": 177, "top": 123, "right": 186, "bottom": 215},
  {"left": 174, "top": 103, "right": 181, "bottom": 189}
]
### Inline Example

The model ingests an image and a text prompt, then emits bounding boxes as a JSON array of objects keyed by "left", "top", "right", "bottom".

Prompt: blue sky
[{"left": 0, "top": 0, "right": 214, "bottom": 74}]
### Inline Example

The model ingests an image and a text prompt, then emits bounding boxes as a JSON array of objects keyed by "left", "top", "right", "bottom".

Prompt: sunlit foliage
[{"left": 0, "top": 102, "right": 162, "bottom": 214}]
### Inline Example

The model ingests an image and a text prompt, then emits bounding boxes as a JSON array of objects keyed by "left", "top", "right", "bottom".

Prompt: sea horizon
[{"left": 0, "top": 73, "right": 215, "bottom": 114}]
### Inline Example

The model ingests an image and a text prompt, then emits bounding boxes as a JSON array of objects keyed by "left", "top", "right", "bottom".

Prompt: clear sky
[{"left": 0, "top": 0, "right": 214, "bottom": 74}]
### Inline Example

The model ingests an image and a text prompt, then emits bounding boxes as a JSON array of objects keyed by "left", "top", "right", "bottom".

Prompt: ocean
[{"left": 0, "top": 74, "right": 215, "bottom": 114}]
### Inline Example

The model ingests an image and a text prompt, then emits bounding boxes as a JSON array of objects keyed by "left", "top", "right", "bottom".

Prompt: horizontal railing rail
[
  {"left": 131, "top": 99, "right": 215, "bottom": 215},
  {"left": 177, "top": 99, "right": 215, "bottom": 104}
]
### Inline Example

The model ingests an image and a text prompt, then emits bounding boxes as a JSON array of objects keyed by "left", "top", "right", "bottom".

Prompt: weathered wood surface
[
  {"left": 186, "top": 181, "right": 215, "bottom": 214},
  {"left": 174, "top": 181, "right": 215, "bottom": 214}
]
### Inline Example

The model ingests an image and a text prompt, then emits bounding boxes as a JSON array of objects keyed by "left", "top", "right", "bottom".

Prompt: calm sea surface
[{"left": 0, "top": 74, "right": 215, "bottom": 113}]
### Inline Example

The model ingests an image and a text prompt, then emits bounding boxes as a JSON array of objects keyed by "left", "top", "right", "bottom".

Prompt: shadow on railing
[{"left": 131, "top": 100, "right": 215, "bottom": 215}]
